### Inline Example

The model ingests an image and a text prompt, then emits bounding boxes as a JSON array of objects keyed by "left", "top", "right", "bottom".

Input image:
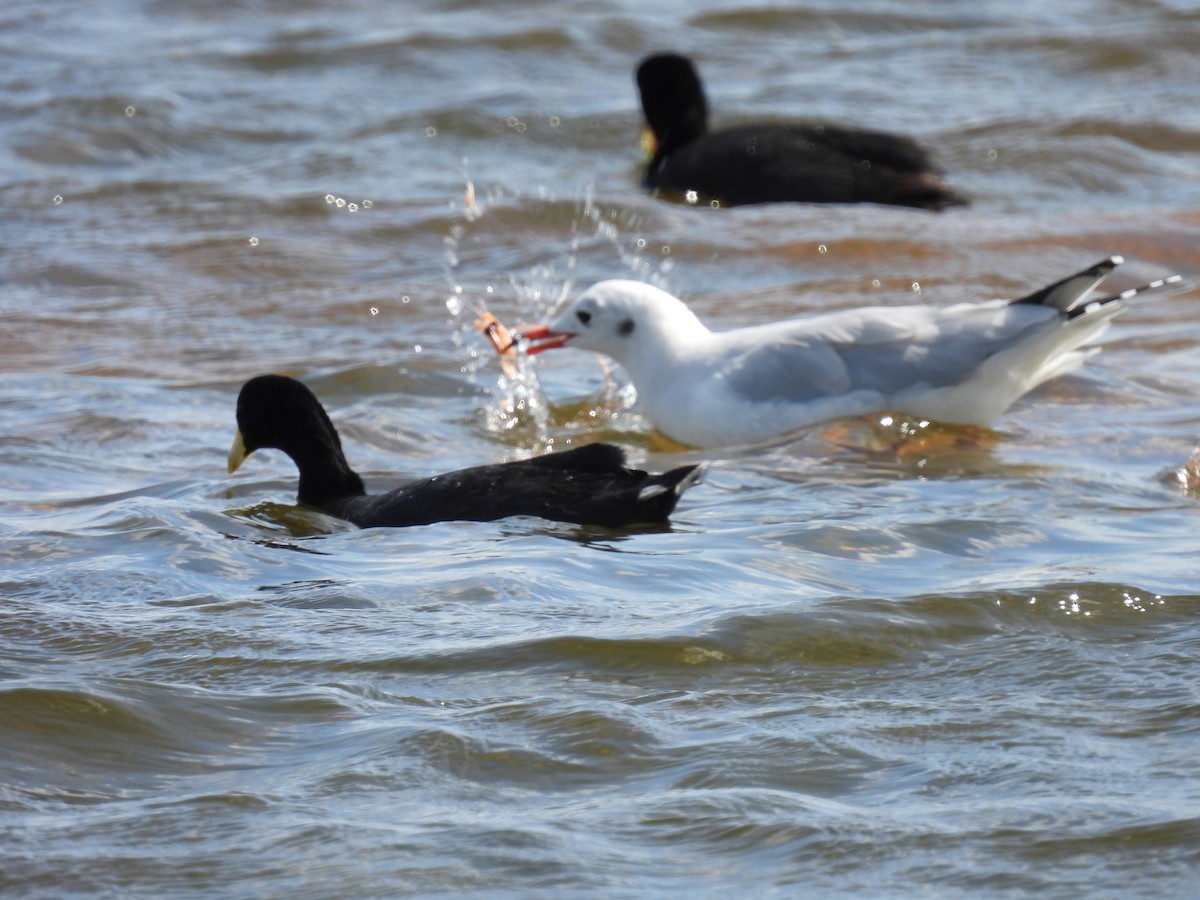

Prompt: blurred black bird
[
  {"left": 636, "top": 53, "right": 966, "bottom": 210},
  {"left": 228, "top": 374, "right": 704, "bottom": 528}
]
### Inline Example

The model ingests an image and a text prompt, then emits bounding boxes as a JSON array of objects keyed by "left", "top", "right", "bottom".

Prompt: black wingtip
[
  {"left": 1011, "top": 256, "right": 1125, "bottom": 312},
  {"left": 1075, "top": 272, "right": 1186, "bottom": 317}
]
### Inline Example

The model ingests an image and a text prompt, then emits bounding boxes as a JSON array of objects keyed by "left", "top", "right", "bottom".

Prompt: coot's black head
[
  {"left": 229, "top": 374, "right": 343, "bottom": 473},
  {"left": 636, "top": 52, "right": 709, "bottom": 150}
]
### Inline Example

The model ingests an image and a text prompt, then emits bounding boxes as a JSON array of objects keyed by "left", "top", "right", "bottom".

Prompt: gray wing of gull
[{"left": 719, "top": 304, "right": 1053, "bottom": 404}]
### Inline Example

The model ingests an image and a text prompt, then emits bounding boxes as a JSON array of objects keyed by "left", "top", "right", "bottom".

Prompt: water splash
[
  {"left": 438, "top": 177, "right": 681, "bottom": 448},
  {"left": 324, "top": 193, "right": 372, "bottom": 213}
]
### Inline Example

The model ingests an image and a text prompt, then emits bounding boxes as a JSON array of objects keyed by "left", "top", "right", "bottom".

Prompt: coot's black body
[
  {"left": 229, "top": 375, "right": 703, "bottom": 528},
  {"left": 636, "top": 53, "right": 966, "bottom": 211}
]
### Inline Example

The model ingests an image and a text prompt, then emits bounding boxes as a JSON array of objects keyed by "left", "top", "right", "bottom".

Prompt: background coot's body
[{"left": 637, "top": 53, "right": 966, "bottom": 210}]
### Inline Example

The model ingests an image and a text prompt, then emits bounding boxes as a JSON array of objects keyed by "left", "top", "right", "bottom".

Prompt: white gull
[{"left": 521, "top": 257, "right": 1181, "bottom": 449}]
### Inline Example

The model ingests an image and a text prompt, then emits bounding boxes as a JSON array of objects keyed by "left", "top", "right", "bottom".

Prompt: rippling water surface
[{"left": 3, "top": 0, "right": 1200, "bottom": 895}]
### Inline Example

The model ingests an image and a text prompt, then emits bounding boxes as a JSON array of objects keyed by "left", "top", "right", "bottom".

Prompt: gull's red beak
[{"left": 519, "top": 324, "right": 573, "bottom": 355}]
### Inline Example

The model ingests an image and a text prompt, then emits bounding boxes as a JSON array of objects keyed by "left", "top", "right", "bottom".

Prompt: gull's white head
[{"left": 526, "top": 280, "right": 709, "bottom": 369}]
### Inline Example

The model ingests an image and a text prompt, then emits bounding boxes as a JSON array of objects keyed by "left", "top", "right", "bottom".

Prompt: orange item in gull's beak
[
  {"left": 520, "top": 323, "right": 573, "bottom": 355},
  {"left": 475, "top": 313, "right": 572, "bottom": 356},
  {"left": 475, "top": 312, "right": 518, "bottom": 355}
]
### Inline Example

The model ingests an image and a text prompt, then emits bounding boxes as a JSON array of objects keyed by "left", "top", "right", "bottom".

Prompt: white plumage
[{"left": 525, "top": 257, "right": 1180, "bottom": 449}]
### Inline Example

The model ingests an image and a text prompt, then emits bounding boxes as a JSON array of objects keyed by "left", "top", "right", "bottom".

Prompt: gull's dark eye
[
  {"left": 576, "top": 310, "right": 592, "bottom": 326},
  {"left": 618, "top": 318, "right": 635, "bottom": 337}
]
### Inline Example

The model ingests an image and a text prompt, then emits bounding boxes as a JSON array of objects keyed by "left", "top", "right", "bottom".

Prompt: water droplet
[
  {"left": 486, "top": 285, "right": 494, "bottom": 294},
  {"left": 413, "top": 343, "right": 423, "bottom": 353},
  {"left": 446, "top": 296, "right": 462, "bottom": 316},
  {"left": 362, "top": 199, "right": 373, "bottom": 209},
  {"left": 871, "top": 279, "right": 881, "bottom": 288},
  {"left": 911, "top": 282, "right": 921, "bottom": 294},
  {"left": 987, "top": 148, "right": 998, "bottom": 160},
  {"left": 53, "top": 194, "right": 63, "bottom": 206},
  {"left": 335, "top": 197, "right": 346, "bottom": 208},
  {"left": 709, "top": 199, "right": 720, "bottom": 208},
  {"left": 424, "top": 126, "right": 438, "bottom": 138},
  {"left": 879, "top": 415, "right": 894, "bottom": 427},
  {"left": 818, "top": 244, "right": 828, "bottom": 254},
  {"left": 370, "top": 307, "right": 379, "bottom": 316},
  {"left": 685, "top": 190, "right": 699, "bottom": 204},
  {"left": 248, "top": 236, "right": 259, "bottom": 246},
  {"left": 401, "top": 295, "right": 410, "bottom": 304},
  {"left": 325, "top": 194, "right": 336, "bottom": 204},
  {"left": 348, "top": 203, "right": 358, "bottom": 212},
  {"left": 661, "top": 245, "right": 671, "bottom": 255},
  {"left": 549, "top": 115, "right": 560, "bottom": 127},
  {"left": 125, "top": 105, "right": 136, "bottom": 117}
]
